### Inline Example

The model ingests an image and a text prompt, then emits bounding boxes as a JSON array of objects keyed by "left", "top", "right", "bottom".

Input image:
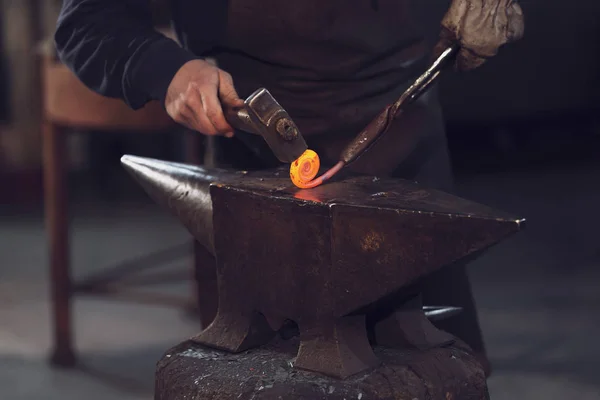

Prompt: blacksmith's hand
[
  {"left": 165, "top": 59, "right": 244, "bottom": 137},
  {"left": 433, "top": 0, "right": 525, "bottom": 71}
]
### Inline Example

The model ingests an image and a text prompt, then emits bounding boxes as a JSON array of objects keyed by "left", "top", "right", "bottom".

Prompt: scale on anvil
[{"left": 223, "top": 45, "right": 459, "bottom": 189}]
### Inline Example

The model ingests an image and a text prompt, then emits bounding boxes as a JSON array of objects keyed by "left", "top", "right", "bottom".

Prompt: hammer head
[{"left": 227, "top": 88, "right": 308, "bottom": 163}]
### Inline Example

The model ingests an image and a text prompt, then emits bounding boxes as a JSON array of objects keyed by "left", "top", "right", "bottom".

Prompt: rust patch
[{"left": 361, "top": 231, "right": 384, "bottom": 252}]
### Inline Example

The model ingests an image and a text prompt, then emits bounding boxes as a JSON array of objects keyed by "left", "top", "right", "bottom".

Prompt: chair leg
[{"left": 43, "top": 121, "right": 76, "bottom": 367}]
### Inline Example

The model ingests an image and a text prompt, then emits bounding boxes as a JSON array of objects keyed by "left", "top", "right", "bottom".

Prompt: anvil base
[{"left": 155, "top": 338, "right": 489, "bottom": 400}]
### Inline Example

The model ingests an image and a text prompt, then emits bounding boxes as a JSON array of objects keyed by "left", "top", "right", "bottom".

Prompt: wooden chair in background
[{"left": 41, "top": 46, "right": 216, "bottom": 367}]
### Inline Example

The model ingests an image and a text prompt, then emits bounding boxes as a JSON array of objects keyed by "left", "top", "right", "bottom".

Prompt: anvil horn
[{"left": 120, "top": 155, "right": 240, "bottom": 254}]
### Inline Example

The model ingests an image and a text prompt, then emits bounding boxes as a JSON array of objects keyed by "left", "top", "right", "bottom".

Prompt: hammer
[
  {"left": 203, "top": 57, "right": 308, "bottom": 164},
  {"left": 224, "top": 88, "right": 308, "bottom": 164}
]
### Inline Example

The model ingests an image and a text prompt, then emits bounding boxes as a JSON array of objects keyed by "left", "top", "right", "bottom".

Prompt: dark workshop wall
[{"left": 436, "top": 0, "right": 600, "bottom": 123}]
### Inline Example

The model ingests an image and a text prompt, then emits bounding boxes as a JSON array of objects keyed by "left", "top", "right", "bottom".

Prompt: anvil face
[
  {"left": 210, "top": 174, "right": 522, "bottom": 321},
  {"left": 121, "top": 155, "right": 524, "bottom": 379}
]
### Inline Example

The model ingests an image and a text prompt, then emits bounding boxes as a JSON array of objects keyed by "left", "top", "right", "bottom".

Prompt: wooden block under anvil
[
  {"left": 155, "top": 337, "right": 490, "bottom": 400},
  {"left": 121, "top": 155, "right": 524, "bottom": 383}
]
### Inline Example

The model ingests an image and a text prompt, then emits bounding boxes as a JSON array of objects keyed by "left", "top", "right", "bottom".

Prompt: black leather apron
[
  {"left": 207, "top": 0, "right": 453, "bottom": 189},
  {"left": 177, "top": 0, "right": 486, "bottom": 363}
]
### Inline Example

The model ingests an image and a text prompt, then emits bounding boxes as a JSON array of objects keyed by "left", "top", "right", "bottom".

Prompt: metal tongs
[
  {"left": 340, "top": 45, "right": 459, "bottom": 165},
  {"left": 296, "top": 45, "right": 460, "bottom": 189}
]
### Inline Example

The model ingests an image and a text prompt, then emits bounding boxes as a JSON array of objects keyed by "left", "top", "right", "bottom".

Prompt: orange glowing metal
[
  {"left": 290, "top": 149, "right": 345, "bottom": 190},
  {"left": 290, "top": 150, "right": 320, "bottom": 188}
]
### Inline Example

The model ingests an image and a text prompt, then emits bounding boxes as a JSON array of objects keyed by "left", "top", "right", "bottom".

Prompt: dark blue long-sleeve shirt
[{"left": 55, "top": 0, "right": 200, "bottom": 109}]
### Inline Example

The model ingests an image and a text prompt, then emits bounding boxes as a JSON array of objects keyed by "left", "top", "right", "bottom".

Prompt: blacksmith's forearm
[{"left": 55, "top": 0, "right": 196, "bottom": 109}]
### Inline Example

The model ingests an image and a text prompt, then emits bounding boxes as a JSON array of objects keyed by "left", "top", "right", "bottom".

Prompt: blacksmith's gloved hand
[{"left": 433, "top": 0, "right": 525, "bottom": 71}]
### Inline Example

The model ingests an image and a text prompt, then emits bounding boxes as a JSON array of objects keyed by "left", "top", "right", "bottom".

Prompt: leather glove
[{"left": 433, "top": 0, "right": 525, "bottom": 71}]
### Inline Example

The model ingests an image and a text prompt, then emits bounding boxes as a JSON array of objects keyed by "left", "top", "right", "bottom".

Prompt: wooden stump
[{"left": 155, "top": 337, "right": 489, "bottom": 400}]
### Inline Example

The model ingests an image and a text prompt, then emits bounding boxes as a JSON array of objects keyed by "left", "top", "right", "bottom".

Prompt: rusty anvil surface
[{"left": 121, "top": 155, "right": 524, "bottom": 379}]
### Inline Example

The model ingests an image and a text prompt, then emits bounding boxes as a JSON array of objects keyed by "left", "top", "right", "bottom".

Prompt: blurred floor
[
  {"left": 456, "top": 158, "right": 600, "bottom": 400},
  {"left": 1, "top": 152, "right": 599, "bottom": 399}
]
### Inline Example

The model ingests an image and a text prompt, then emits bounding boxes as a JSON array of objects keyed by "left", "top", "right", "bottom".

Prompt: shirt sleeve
[{"left": 54, "top": 0, "right": 197, "bottom": 109}]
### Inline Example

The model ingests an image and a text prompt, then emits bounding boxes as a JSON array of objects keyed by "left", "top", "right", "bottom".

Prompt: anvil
[{"left": 121, "top": 155, "right": 524, "bottom": 379}]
